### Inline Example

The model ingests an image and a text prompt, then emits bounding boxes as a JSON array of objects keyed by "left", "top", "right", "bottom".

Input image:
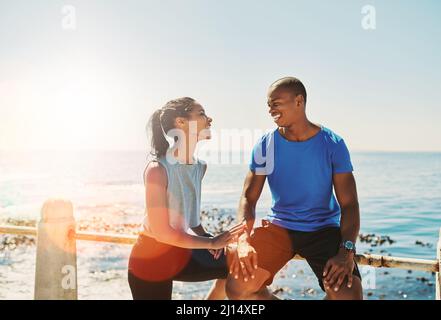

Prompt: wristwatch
[{"left": 340, "top": 240, "right": 356, "bottom": 254}]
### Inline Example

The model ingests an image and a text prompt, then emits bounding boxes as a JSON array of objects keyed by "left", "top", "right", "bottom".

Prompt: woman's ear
[{"left": 174, "top": 117, "right": 187, "bottom": 129}]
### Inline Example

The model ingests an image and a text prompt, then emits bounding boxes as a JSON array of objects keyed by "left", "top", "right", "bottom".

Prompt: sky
[{"left": 0, "top": 0, "right": 440, "bottom": 152}]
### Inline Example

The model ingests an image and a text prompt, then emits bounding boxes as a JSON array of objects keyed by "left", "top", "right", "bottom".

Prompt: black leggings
[{"left": 128, "top": 235, "right": 228, "bottom": 300}]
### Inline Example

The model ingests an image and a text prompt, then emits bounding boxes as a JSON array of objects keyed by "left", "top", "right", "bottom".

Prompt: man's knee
[
  {"left": 225, "top": 277, "right": 257, "bottom": 300},
  {"left": 325, "top": 276, "right": 363, "bottom": 300},
  {"left": 225, "top": 268, "right": 271, "bottom": 300},
  {"left": 213, "top": 278, "right": 226, "bottom": 288}
]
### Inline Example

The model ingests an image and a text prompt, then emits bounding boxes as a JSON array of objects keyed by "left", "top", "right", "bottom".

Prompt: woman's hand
[
  {"left": 208, "top": 248, "right": 224, "bottom": 260},
  {"left": 202, "top": 232, "right": 224, "bottom": 260},
  {"left": 209, "top": 223, "right": 246, "bottom": 250}
]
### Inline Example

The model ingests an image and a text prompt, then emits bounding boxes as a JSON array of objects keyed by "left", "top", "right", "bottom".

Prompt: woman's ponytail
[
  {"left": 148, "top": 109, "right": 170, "bottom": 158},
  {"left": 146, "top": 97, "right": 196, "bottom": 159}
]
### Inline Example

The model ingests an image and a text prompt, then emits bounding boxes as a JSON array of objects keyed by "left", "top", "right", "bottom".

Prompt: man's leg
[
  {"left": 297, "top": 227, "right": 363, "bottom": 300},
  {"left": 205, "top": 279, "right": 226, "bottom": 300},
  {"left": 324, "top": 276, "right": 363, "bottom": 300},
  {"left": 226, "top": 267, "right": 279, "bottom": 300},
  {"left": 226, "top": 223, "right": 294, "bottom": 300}
]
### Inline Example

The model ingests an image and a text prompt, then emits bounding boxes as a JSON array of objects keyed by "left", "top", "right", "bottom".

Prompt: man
[{"left": 226, "top": 77, "right": 363, "bottom": 300}]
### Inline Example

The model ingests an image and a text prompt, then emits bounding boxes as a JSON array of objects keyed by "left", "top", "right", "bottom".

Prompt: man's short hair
[{"left": 269, "top": 77, "right": 307, "bottom": 104}]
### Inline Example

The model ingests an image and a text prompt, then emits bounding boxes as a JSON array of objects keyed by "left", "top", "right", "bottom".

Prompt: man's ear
[
  {"left": 295, "top": 94, "right": 305, "bottom": 108},
  {"left": 174, "top": 117, "right": 187, "bottom": 128}
]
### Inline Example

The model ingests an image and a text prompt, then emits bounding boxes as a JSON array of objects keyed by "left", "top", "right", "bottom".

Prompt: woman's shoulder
[
  {"left": 143, "top": 160, "right": 168, "bottom": 186},
  {"left": 195, "top": 157, "right": 207, "bottom": 166},
  {"left": 197, "top": 158, "right": 208, "bottom": 177}
]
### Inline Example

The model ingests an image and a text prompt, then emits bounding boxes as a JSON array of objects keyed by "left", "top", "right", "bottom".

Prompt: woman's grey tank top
[{"left": 143, "top": 156, "right": 207, "bottom": 234}]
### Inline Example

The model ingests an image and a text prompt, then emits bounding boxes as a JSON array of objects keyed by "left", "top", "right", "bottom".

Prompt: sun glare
[{"left": 4, "top": 62, "right": 124, "bottom": 151}]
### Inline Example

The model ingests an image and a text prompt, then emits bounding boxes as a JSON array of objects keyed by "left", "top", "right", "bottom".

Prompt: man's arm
[
  {"left": 323, "top": 172, "right": 360, "bottom": 291},
  {"left": 237, "top": 170, "right": 267, "bottom": 235},
  {"left": 334, "top": 172, "right": 360, "bottom": 245},
  {"left": 230, "top": 170, "right": 266, "bottom": 281}
]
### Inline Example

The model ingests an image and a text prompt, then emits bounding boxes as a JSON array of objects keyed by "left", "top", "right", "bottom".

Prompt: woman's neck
[{"left": 173, "top": 137, "right": 197, "bottom": 164}]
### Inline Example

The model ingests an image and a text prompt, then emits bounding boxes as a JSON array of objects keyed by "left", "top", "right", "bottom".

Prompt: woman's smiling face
[{"left": 185, "top": 103, "right": 213, "bottom": 141}]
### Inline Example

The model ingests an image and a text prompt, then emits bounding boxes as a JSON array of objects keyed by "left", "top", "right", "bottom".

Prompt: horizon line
[{"left": 1, "top": 148, "right": 441, "bottom": 154}]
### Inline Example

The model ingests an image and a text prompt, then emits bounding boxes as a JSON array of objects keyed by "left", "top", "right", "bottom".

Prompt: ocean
[{"left": 1, "top": 150, "right": 440, "bottom": 299}]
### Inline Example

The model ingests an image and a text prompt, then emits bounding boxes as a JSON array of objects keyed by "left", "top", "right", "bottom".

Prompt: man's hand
[
  {"left": 228, "top": 233, "right": 258, "bottom": 282},
  {"left": 323, "top": 249, "right": 355, "bottom": 292}
]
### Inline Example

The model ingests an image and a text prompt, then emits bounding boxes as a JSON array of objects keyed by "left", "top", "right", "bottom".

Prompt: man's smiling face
[{"left": 267, "top": 88, "right": 302, "bottom": 127}]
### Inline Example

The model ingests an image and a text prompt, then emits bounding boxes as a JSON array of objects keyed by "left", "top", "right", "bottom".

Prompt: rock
[
  {"left": 415, "top": 240, "right": 433, "bottom": 248},
  {"left": 306, "top": 288, "right": 315, "bottom": 295},
  {"left": 358, "top": 233, "right": 396, "bottom": 246},
  {"left": 273, "top": 287, "right": 284, "bottom": 295},
  {"left": 299, "top": 288, "right": 316, "bottom": 295},
  {"left": 0, "top": 235, "right": 36, "bottom": 252},
  {"left": 416, "top": 277, "right": 429, "bottom": 283}
]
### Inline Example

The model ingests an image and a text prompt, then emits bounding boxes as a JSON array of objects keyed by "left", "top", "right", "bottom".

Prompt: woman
[{"left": 128, "top": 97, "right": 244, "bottom": 300}]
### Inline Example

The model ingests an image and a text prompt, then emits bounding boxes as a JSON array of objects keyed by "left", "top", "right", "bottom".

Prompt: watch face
[{"left": 345, "top": 241, "right": 354, "bottom": 250}]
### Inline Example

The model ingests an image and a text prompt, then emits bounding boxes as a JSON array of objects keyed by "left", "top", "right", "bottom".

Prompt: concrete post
[{"left": 34, "top": 199, "right": 78, "bottom": 300}]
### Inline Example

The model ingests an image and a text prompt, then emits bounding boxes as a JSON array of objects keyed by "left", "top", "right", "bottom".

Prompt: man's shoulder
[
  {"left": 320, "top": 126, "right": 345, "bottom": 145},
  {"left": 254, "top": 129, "right": 277, "bottom": 146}
]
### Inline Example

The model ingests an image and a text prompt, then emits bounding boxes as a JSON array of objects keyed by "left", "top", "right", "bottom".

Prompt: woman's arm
[
  {"left": 145, "top": 162, "right": 242, "bottom": 249},
  {"left": 192, "top": 164, "right": 212, "bottom": 237},
  {"left": 191, "top": 224, "right": 212, "bottom": 237}
]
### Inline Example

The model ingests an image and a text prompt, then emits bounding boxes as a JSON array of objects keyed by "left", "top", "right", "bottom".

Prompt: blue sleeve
[
  {"left": 331, "top": 139, "right": 353, "bottom": 174},
  {"left": 249, "top": 136, "right": 267, "bottom": 173}
]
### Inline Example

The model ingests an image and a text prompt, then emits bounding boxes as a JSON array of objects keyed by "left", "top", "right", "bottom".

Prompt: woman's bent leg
[
  {"left": 175, "top": 249, "right": 229, "bottom": 300},
  {"left": 128, "top": 271, "right": 172, "bottom": 300}
]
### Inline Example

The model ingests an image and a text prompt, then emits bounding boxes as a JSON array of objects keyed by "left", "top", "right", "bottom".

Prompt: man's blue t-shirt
[{"left": 249, "top": 126, "right": 353, "bottom": 232}]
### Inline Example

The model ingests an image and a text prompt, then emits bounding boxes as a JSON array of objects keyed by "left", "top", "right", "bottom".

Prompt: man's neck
[{"left": 279, "top": 119, "right": 320, "bottom": 142}]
